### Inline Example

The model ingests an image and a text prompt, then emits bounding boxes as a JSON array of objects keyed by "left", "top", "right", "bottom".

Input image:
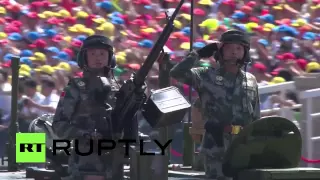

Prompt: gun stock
[{"left": 113, "top": 0, "right": 185, "bottom": 135}]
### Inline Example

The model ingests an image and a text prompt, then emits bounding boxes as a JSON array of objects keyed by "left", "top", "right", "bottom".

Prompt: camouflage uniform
[
  {"left": 52, "top": 76, "right": 122, "bottom": 180},
  {"left": 170, "top": 51, "right": 260, "bottom": 180}
]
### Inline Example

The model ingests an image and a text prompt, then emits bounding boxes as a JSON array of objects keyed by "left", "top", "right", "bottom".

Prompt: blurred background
[{"left": 0, "top": 0, "right": 319, "bottom": 167}]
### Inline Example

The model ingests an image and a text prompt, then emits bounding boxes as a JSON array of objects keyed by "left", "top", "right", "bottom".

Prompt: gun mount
[
  {"left": 142, "top": 86, "right": 191, "bottom": 128},
  {"left": 113, "top": 0, "right": 190, "bottom": 134}
]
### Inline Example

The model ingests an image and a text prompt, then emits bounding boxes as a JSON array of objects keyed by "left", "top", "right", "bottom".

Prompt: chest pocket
[
  {"left": 72, "top": 78, "right": 114, "bottom": 133},
  {"left": 73, "top": 78, "right": 88, "bottom": 101},
  {"left": 199, "top": 78, "right": 229, "bottom": 123},
  {"left": 68, "top": 78, "right": 93, "bottom": 129}
]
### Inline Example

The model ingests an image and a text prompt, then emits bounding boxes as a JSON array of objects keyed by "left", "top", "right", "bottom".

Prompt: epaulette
[
  {"left": 194, "top": 66, "right": 213, "bottom": 72},
  {"left": 244, "top": 72, "right": 258, "bottom": 86},
  {"left": 245, "top": 72, "right": 256, "bottom": 81}
]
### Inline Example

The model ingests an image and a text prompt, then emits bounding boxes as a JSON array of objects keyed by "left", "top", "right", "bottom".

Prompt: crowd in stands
[{"left": 0, "top": 0, "right": 319, "bottom": 158}]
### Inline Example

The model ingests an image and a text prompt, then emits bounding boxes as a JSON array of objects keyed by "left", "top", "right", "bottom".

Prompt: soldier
[
  {"left": 170, "top": 30, "right": 261, "bottom": 179},
  {"left": 52, "top": 35, "right": 136, "bottom": 180}
]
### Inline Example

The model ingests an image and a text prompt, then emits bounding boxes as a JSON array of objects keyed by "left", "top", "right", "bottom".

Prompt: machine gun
[{"left": 113, "top": 0, "right": 190, "bottom": 133}]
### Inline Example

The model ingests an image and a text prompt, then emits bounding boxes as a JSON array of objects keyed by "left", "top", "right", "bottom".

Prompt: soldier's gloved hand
[{"left": 196, "top": 42, "right": 220, "bottom": 58}]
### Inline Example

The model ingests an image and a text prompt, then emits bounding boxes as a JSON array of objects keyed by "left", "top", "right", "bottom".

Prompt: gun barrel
[
  {"left": 114, "top": 0, "right": 185, "bottom": 137},
  {"left": 133, "top": 0, "right": 185, "bottom": 86}
]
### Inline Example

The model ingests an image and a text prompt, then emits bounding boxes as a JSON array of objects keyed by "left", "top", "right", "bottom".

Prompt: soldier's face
[
  {"left": 86, "top": 48, "right": 109, "bottom": 68},
  {"left": 222, "top": 43, "right": 245, "bottom": 63}
]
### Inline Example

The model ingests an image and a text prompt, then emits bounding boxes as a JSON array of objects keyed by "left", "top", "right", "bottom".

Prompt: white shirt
[
  {"left": 21, "top": 92, "right": 45, "bottom": 118},
  {"left": 38, "top": 93, "right": 60, "bottom": 115},
  {"left": 260, "top": 95, "right": 280, "bottom": 110},
  {"left": 33, "top": 92, "right": 45, "bottom": 104},
  {"left": 1, "top": 83, "right": 11, "bottom": 92},
  {"left": 23, "top": 25, "right": 44, "bottom": 36},
  {"left": 0, "top": 92, "right": 11, "bottom": 115},
  {"left": 9, "top": 0, "right": 17, "bottom": 5},
  {"left": 0, "top": 83, "right": 12, "bottom": 115}
]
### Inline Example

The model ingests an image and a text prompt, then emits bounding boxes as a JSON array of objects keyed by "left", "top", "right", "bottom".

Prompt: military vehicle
[
  {"left": 187, "top": 116, "right": 320, "bottom": 180},
  {"left": 25, "top": 115, "right": 320, "bottom": 180}
]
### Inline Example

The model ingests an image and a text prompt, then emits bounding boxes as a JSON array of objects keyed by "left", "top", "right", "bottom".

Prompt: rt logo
[{"left": 16, "top": 133, "right": 46, "bottom": 163}]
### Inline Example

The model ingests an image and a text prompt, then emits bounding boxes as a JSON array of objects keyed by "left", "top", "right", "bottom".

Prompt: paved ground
[
  {"left": 0, "top": 158, "right": 205, "bottom": 180},
  {"left": 0, "top": 158, "right": 31, "bottom": 180},
  {"left": 0, "top": 171, "right": 32, "bottom": 180},
  {"left": 0, "top": 171, "right": 206, "bottom": 180}
]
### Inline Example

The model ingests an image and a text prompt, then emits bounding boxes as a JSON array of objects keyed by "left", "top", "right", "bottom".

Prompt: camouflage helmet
[
  {"left": 214, "top": 29, "right": 251, "bottom": 64},
  {"left": 77, "top": 35, "right": 114, "bottom": 69},
  {"left": 219, "top": 29, "right": 250, "bottom": 48}
]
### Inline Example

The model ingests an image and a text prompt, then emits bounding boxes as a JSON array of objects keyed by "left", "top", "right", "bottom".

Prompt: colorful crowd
[
  {"left": 0, "top": 0, "right": 319, "bottom": 94},
  {"left": 0, "top": 0, "right": 318, "bottom": 163}
]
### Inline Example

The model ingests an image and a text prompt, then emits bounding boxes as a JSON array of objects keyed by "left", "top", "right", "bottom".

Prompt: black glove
[{"left": 196, "top": 42, "right": 219, "bottom": 58}]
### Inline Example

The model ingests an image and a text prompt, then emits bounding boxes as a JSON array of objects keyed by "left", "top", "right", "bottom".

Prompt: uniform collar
[{"left": 216, "top": 65, "right": 246, "bottom": 79}]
